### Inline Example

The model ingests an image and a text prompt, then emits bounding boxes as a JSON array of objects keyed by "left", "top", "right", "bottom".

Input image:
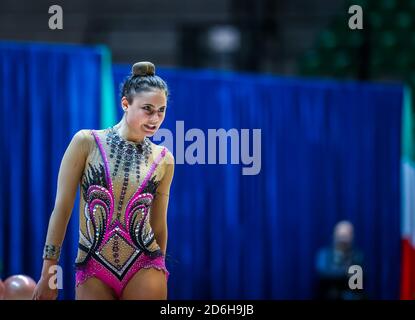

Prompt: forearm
[
  {"left": 34, "top": 207, "right": 71, "bottom": 299},
  {"left": 41, "top": 206, "right": 72, "bottom": 275},
  {"left": 45, "top": 206, "right": 71, "bottom": 244}
]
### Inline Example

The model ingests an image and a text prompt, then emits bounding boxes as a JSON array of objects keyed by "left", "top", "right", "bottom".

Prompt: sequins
[
  {"left": 106, "top": 127, "right": 152, "bottom": 220},
  {"left": 81, "top": 164, "right": 108, "bottom": 202}
]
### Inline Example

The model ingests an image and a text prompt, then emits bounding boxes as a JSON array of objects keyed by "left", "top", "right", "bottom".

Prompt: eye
[
  {"left": 158, "top": 107, "right": 166, "bottom": 113},
  {"left": 142, "top": 106, "right": 152, "bottom": 113}
]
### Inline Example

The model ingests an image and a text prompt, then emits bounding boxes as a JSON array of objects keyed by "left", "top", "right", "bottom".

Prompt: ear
[{"left": 121, "top": 96, "right": 129, "bottom": 110}]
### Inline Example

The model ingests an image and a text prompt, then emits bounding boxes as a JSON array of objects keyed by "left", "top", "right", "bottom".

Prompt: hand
[
  {"left": 32, "top": 259, "right": 60, "bottom": 300},
  {"left": 32, "top": 276, "right": 58, "bottom": 300}
]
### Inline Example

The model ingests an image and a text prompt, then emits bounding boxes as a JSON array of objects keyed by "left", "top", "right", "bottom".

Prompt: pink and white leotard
[{"left": 75, "top": 128, "right": 169, "bottom": 297}]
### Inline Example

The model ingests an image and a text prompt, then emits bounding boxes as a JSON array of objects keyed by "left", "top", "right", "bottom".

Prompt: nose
[{"left": 149, "top": 112, "right": 160, "bottom": 124}]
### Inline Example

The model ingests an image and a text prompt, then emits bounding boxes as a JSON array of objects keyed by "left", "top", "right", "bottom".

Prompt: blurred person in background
[{"left": 315, "top": 220, "right": 365, "bottom": 300}]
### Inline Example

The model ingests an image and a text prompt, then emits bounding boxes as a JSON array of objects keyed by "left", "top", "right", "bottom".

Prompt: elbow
[{"left": 51, "top": 203, "right": 73, "bottom": 221}]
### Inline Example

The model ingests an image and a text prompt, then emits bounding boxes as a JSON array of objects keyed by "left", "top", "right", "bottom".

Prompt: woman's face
[{"left": 123, "top": 89, "right": 167, "bottom": 138}]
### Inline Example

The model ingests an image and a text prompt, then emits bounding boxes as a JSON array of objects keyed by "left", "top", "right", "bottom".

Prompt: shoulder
[
  {"left": 72, "top": 129, "right": 95, "bottom": 155},
  {"left": 150, "top": 143, "right": 174, "bottom": 163},
  {"left": 73, "top": 129, "right": 95, "bottom": 143},
  {"left": 151, "top": 143, "right": 174, "bottom": 177},
  {"left": 163, "top": 148, "right": 175, "bottom": 166}
]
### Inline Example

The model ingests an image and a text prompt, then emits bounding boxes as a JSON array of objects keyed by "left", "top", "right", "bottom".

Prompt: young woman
[{"left": 32, "top": 61, "right": 174, "bottom": 300}]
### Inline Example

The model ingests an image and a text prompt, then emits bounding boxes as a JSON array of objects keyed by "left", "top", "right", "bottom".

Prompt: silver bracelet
[{"left": 43, "top": 244, "right": 61, "bottom": 261}]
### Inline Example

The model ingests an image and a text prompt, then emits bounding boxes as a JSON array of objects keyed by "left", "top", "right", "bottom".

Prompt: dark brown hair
[{"left": 121, "top": 61, "right": 169, "bottom": 103}]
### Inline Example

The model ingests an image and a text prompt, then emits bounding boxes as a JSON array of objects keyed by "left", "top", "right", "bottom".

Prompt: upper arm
[
  {"left": 150, "top": 150, "right": 175, "bottom": 228},
  {"left": 53, "top": 130, "right": 91, "bottom": 215},
  {"left": 157, "top": 150, "right": 175, "bottom": 196}
]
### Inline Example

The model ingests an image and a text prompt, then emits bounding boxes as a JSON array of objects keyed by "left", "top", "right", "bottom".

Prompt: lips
[{"left": 143, "top": 124, "right": 157, "bottom": 132}]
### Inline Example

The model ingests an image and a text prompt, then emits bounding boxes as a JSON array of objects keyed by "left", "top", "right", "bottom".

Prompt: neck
[
  {"left": 114, "top": 117, "right": 145, "bottom": 143},
  {"left": 334, "top": 242, "right": 351, "bottom": 252}
]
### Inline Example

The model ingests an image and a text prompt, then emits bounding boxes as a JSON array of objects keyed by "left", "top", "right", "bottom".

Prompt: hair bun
[{"left": 132, "top": 61, "right": 155, "bottom": 77}]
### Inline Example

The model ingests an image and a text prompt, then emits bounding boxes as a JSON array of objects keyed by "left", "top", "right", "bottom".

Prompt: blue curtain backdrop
[
  {"left": 0, "top": 42, "right": 403, "bottom": 299},
  {"left": 114, "top": 67, "right": 403, "bottom": 300},
  {"left": 0, "top": 42, "right": 103, "bottom": 299}
]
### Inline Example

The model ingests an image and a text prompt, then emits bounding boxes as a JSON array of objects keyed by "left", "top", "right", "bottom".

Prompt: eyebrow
[{"left": 143, "top": 104, "right": 166, "bottom": 109}]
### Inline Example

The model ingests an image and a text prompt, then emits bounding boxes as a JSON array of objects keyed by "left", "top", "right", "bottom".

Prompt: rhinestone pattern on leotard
[{"left": 75, "top": 128, "right": 167, "bottom": 282}]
